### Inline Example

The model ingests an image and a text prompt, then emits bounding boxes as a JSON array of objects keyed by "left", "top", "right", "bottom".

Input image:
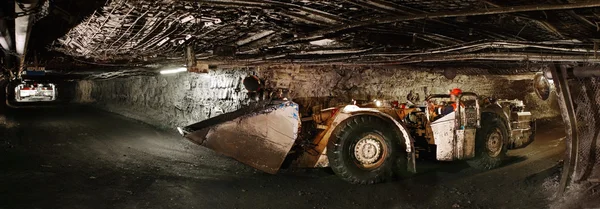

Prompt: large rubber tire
[
  {"left": 327, "top": 115, "right": 404, "bottom": 184},
  {"left": 467, "top": 114, "right": 508, "bottom": 170}
]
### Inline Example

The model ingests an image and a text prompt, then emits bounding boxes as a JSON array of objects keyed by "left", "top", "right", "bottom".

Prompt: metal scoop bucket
[{"left": 180, "top": 101, "right": 300, "bottom": 174}]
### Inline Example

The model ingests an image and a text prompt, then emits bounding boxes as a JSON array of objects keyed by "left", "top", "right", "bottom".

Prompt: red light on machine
[{"left": 331, "top": 108, "right": 339, "bottom": 116}]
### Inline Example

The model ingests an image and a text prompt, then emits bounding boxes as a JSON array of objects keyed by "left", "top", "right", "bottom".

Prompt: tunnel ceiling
[{"left": 11, "top": 0, "right": 600, "bottom": 69}]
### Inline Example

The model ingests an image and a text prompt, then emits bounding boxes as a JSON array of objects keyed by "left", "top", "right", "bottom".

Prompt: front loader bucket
[{"left": 181, "top": 101, "right": 300, "bottom": 174}]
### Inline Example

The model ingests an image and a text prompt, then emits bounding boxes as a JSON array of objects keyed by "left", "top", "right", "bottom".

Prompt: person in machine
[{"left": 434, "top": 88, "right": 464, "bottom": 120}]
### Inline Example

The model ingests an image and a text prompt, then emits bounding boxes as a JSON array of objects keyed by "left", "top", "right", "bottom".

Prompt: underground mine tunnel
[{"left": 1, "top": 0, "right": 599, "bottom": 208}]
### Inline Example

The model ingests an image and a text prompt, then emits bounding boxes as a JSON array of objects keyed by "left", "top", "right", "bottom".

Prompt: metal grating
[{"left": 571, "top": 77, "right": 600, "bottom": 183}]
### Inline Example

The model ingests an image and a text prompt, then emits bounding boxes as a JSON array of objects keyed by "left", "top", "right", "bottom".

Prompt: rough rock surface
[
  {"left": 82, "top": 66, "right": 560, "bottom": 129},
  {"left": 74, "top": 80, "right": 95, "bottom": 103},
  {"left": 87, "top": 69, "right": 252, "bottom": 129}
]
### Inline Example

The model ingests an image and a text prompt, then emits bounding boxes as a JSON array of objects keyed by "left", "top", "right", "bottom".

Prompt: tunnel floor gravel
[{"left": 0, "top": 107, "right": 571, "bottom": 209}]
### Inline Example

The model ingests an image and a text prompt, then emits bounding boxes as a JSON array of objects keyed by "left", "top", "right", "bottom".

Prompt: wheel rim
[
  {"left": 352, "top": 133, "right": 388, "bottom": 170},
  {"left": 486, "top": 128, "right": 503, "bottom": 157}
]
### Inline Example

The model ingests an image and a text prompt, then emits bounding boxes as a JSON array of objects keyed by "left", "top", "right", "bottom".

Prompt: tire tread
[{"left": 327, "top": 115, "right": 405, "bottom": 184}]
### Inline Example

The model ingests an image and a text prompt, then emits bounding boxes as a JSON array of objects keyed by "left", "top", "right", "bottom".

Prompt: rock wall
[
  {"left": 83, "top": 65, "right": 561, "bottom": 129},
  {"left": 88, "top": 69, "right": 253, "bottom": 129},
  {"left": 73, "top": 80, "right": 95, "bottom": 103},
  {"left": 259, "top": 65, "right": 560, "bottom": 119}
]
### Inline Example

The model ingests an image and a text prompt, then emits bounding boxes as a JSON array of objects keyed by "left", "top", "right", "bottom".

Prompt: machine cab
[{"left": 426, "top": 93, "right": 480, "bottom": 161}]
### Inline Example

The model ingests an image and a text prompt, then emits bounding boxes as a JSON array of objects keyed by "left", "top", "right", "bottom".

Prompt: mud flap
[{"left": 183, "top": 101, "right": 300, "bottom": 174}]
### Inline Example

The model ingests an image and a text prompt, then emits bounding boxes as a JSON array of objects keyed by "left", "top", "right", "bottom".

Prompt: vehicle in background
[{"left": 14, "top": 81, "right": 56, "bottom": 102}]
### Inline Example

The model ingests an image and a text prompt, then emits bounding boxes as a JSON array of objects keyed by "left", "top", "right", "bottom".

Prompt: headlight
[{"left": 375, "top": 100, "right": 382, "bottom": 107}]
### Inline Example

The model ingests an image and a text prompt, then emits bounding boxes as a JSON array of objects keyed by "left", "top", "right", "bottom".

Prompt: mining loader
[{"left": 178, "top": 79, "right": 536, "bottom": 184}]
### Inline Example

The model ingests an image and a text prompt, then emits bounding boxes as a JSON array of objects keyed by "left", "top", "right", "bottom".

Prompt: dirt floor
[{"left": 0, "top": 106, "right": 573, "bottom": 209}]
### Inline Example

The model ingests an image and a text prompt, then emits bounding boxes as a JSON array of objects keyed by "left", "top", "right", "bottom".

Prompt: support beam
[
  {"left": 572, "top": 66, "right": 600, "bottom": 77},
  {"left": 14, "top": 0, "right": 39, "bottom": 77},
  {"left": 14, "top": 1, "right": 37, "bottom": 55},
  {"left": 0, "top": 19, "right": 12, "bottom": 51},
  {"left": 0, "top": 0, "right": 12, "bottom": 52},
  {"left": 238, "top": 52, "right": 600, "bottom": 65},
  {"left": 550, "top": 63, "right": 580, "bottom": 196},
  {"left": 0, "top": 0, "right": 15, "bottom": 76},
  {"left": 379, "top": 53, "right": 600, "bottom": 64}
]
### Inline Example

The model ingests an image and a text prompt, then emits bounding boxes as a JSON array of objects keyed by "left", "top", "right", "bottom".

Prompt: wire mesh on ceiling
[{"left": 50, "top": 0, "right": 600, "bottom": 65}]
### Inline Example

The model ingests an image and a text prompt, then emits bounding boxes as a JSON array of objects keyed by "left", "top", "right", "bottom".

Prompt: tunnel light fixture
[
  {"left": 309, "top": 39, "right": 335, "bottom": 46},
  {"left": 177, "top": 127, "right": 190, "bottom": 136},
  {"left": 180, "top": 15, "right": 195, "bottom": 24},
  {"left": 177, "top": 127, "right": 184, "bottom": 136},
  {"left": 160, "top": 67, "right": 187, "bottom": 75},
  {"left": 157, "top": 37, "right": 170, "bottom": 47}
]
